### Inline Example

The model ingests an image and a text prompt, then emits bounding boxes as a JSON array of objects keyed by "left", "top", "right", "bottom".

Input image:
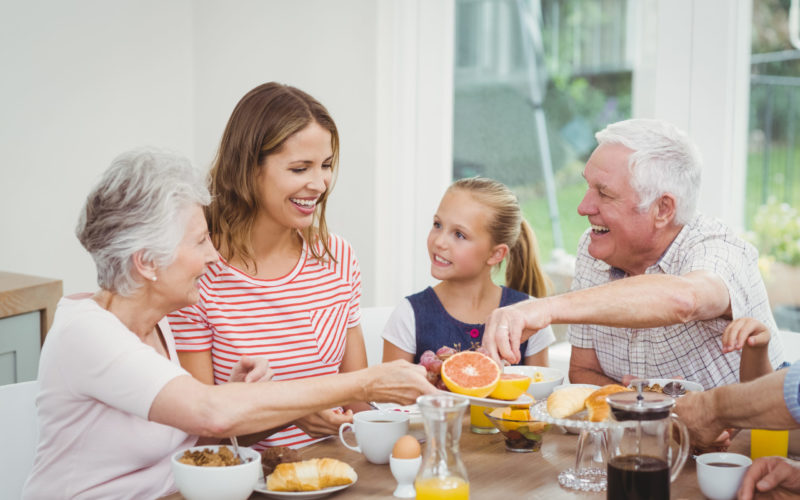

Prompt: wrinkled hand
[
  {"left": 723, "top": 317, "right": 770, "bottom": 354},
  {"left": 483, "top": 299, "right": 551, "bottom": 365},
  {"left": 229, "top": 355, "right": 273, "bottom": 383},
  {"left": 738, "top": 456, "right": 800, "bottom": 500},
  {"left": 364, "top": 360, "right": 437, "bottom": 405},
  {"left": 674, "top": 391, "right": 726, "bottom": 449},
  {"left": 294, "top": 408, "right": 354, "bottom": 438}
]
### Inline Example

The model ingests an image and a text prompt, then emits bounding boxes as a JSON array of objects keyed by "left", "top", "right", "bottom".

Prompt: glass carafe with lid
[
  {"left": 605, "top": 387, "right": 690, "bottom": 500},
  {"left": 414, "top": 394, "right": 470, "bottom": 500}
]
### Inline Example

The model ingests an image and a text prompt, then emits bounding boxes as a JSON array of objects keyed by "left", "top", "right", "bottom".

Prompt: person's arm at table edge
[{"left": 675, "top": 367, "right": 799, "bottom": 446}]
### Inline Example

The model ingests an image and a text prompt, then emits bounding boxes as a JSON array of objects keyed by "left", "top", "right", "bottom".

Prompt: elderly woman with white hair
[{"left": 22, "top": 149, "right": 434, "bottom": 500}]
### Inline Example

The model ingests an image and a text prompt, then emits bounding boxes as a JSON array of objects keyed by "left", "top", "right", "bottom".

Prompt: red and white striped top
[{"left": 168, "top": 233, "right": 362, "bottom": 449}]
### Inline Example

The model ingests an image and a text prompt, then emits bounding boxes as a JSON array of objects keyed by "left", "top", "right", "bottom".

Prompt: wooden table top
[{"left": 162, "top": 422, "right": 750, "bottom": 499}]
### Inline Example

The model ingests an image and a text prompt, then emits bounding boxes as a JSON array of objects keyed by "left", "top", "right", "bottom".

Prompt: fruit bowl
[
  {"left": 502, "top": 365, "right": 565, "bottom": 401},
  {"left": 484, "top": 407, "right": 551, "bottom": 452}
]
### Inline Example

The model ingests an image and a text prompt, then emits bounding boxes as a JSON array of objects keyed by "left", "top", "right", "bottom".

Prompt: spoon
[
  {"left": 662, "top": 381, "right": 686, "bottom": 397},
  {"left": 230, "top": 435, "right": 245, "bottom": 463}
]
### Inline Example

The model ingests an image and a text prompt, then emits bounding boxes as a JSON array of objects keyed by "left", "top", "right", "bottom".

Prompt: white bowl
[
  {"left": 171, "top": 444, "right": 261, "bottom": 500},
  {"left": 502, "top": 365, "right": 565, "bottom": 401}
]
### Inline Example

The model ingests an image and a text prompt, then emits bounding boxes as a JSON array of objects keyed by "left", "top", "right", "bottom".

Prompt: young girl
[
  {"left": 168, "top": 82, "right": 368, "bottom": 450},
  {"left": 382, "top": 177, "right": 555, "bottom": 365}
]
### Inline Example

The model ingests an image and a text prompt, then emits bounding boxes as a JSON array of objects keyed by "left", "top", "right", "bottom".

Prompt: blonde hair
[
  {"left": 449, "top": 177, "right": 551, "bottom": 297},
  {"left": 207, "top": 82, "right": 339, "bottom": 271}
]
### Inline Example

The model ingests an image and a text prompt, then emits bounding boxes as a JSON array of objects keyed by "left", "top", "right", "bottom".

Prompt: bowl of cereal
[
  {"left": 171, "top": 444, "right": 261, "bottom": 500},
  {"left": 502, "top": 365, "right": 565, "bottom": 401}
]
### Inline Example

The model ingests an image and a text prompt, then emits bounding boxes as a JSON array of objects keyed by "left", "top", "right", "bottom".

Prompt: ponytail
[{"left": 505, "top": 220, "right": 551, "bottom": 298}]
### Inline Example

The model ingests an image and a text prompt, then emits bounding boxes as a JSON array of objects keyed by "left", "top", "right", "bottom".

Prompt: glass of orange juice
[
  {"left": 469, "top": 404, "right": 498, "bottom": 434},
  {"left": 751, "top": 429, "right": 789, "bottom": 459},
  {"left": 415, "top": 476, "right": 470, "bottom": 500}
]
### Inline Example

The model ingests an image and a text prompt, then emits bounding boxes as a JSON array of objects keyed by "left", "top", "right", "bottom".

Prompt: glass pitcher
[
  {"left": 605, "top": 388, "right": 690, "bottom": 500},
  {"left": 414, "top": 394, "right": 470, "bottom": 500}
]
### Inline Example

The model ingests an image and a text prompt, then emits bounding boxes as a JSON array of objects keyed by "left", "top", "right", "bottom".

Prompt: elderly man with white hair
[{"left": 483, "top": 119, "right": 785, "bottom": 391}]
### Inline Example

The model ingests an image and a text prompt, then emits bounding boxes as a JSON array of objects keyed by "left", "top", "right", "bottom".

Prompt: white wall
[
  {"left": 0, "top": 0, "right": 194, "bottom": 296},
  {"left": 191, "top": 0, "right": 383, "bottom": 305},
  {"left": 0, "top": 0, "right": 395, "bottom": 305}
]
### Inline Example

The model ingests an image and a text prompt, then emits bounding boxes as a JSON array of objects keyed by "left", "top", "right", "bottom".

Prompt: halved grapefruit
[
  {"left": 489, "top": 373, "right": 532, "bottom": 400},
  {"left": 440, "top": 351, "right": 501, "bottom": 398}
]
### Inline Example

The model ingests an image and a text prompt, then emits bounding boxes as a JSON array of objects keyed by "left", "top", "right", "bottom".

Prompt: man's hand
[
  {"left": 294, "top": 408, "right": 354, "bottom": 438},
  {"left": 229, "top": 355, "right": 273, "bottom": 383},
  {"left": 738, "top": 456, "right": 800, "bottom": 500},
  {"left": 674, "top": 391, "right": 727, "bottom": 449},
  {"left": 483, "top": 299, "right": 552, "bottom": 365}
]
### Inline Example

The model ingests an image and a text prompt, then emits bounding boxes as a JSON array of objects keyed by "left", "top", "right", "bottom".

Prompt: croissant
[
  {"left": 266, "top": 458, "right": 357, "bottom": 492},
  {"left": 546, "top": 386, "right": 596, "bottom": 418},
  {"left": 585, "top": 384, "right": 631, "bottom": 422}
]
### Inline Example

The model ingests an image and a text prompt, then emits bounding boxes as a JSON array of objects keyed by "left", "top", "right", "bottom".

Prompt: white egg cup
[{"left": 389, "top": 455, "right": 422, "bottom": 498}]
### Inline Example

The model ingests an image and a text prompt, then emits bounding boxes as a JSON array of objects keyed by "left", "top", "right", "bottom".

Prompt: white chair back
[
  {"left": 0, "top": 380, "right": 39, "bottom": 499},
  {"left": 779, "top": 329, "right": 800, "bottom": 362},
  {"left": 360, "top": 306, "right": 394, "bottom": 366}
]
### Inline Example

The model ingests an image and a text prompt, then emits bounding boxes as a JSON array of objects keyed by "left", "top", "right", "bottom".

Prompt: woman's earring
[{"left": 151, "top": 276, "right": 157, "bottom": 282}]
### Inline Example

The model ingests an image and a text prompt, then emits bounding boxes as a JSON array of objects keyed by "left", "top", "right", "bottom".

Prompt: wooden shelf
[{"left": 0, "top": 271, "right": 63, "bottom": 345}]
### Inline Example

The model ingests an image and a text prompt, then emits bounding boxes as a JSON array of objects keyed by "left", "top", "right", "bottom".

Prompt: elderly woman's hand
[
  {"left": 363, "top": 360, "right": 437, "bottom": 405},
  {"left": 229, "top": 355, "right": 273, "bottom": 383}
]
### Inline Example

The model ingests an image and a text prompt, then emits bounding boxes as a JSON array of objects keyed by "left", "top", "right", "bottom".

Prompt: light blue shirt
[{"left": 784, "top": 361, "right": 800, "bottom": 424}]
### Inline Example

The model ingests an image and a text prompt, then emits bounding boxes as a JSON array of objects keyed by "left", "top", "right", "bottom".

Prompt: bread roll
[
  {"left": 585, "top": 384, "right": 631, "bottom": 422},
  {"left": 266, "top": 458, "right": 356, "bottom": 492},
  {"left": 546, "top": 386, "right": 596, "bottom": 418}
]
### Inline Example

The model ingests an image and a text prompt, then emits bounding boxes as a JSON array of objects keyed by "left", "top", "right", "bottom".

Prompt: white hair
[
  {"left": 76, "top": 148, "right": 210, "bottom": 296},
  {"left": 595, "top": 119, "right": 702, "bottom": 225}
]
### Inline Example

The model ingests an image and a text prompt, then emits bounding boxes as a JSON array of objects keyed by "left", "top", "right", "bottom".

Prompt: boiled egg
[{"left": 391, "top": 434, "right": 421, "bottom": 459}]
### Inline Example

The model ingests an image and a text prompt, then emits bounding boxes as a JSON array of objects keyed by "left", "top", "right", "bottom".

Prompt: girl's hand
[
  {"left": 722, "top": 318, "right": 770, "bottom": 354},
  {"left": 229, "top": 355, "right": 274, "bottom": 383}
]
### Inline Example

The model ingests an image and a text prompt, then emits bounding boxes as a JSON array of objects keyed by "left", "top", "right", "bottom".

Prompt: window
[{"left": 453, "top": 0, "right": 632, "bottom": 272}]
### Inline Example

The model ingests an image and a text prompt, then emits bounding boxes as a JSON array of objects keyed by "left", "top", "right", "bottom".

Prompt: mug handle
[
  {"left": 338, "top": 422, "right": 361, "bottom": 453},
  {"left": 669, "top": 414, "right": 691, "bottom": 483}
]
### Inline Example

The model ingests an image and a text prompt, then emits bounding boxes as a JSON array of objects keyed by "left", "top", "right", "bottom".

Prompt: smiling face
[
  {"left": 256, "top": 121, "right": 333, "bottom": 231},
  {"left": 577, "top": 142, "right": 662, "bottom": 275},
  {"left": 427, "top": 189, "right": 501, "bottom": 282},
  {"left": 156, "top": 204, "right": 218, "bottom": 311}
]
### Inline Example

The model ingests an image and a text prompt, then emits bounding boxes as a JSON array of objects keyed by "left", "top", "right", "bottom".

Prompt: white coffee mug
[
  {"left": 696, "top": 452, "right": 752, "bottom": 500},
  {"left": 338, "top": 410, "right": 409, "bottom": 464}
]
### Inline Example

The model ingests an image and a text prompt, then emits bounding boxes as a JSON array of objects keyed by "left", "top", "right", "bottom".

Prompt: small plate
[
  {"left": 627, "top": 378, "right": 704, "bottom": 394},
  {"left": 370, "top": 402, "right": 422, "bottom": 424},
  {"left": 254, "top": 474, "right": 357, "bottom": 499},
  {"left": 451, "top": 392, "right": 535, "bottom": 408}
]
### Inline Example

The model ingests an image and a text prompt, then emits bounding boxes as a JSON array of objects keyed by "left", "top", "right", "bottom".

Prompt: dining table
[{"left": 162, "top": 419, "right": 752, "bottom": 499}]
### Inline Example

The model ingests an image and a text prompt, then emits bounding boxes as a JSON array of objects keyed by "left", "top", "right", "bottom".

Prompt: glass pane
[
  {"left": 748, "top": 0, "right": 800, "bottom": 330},
  {"left": 453, "top": 0, "right": 632, "bottom": 276}
]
